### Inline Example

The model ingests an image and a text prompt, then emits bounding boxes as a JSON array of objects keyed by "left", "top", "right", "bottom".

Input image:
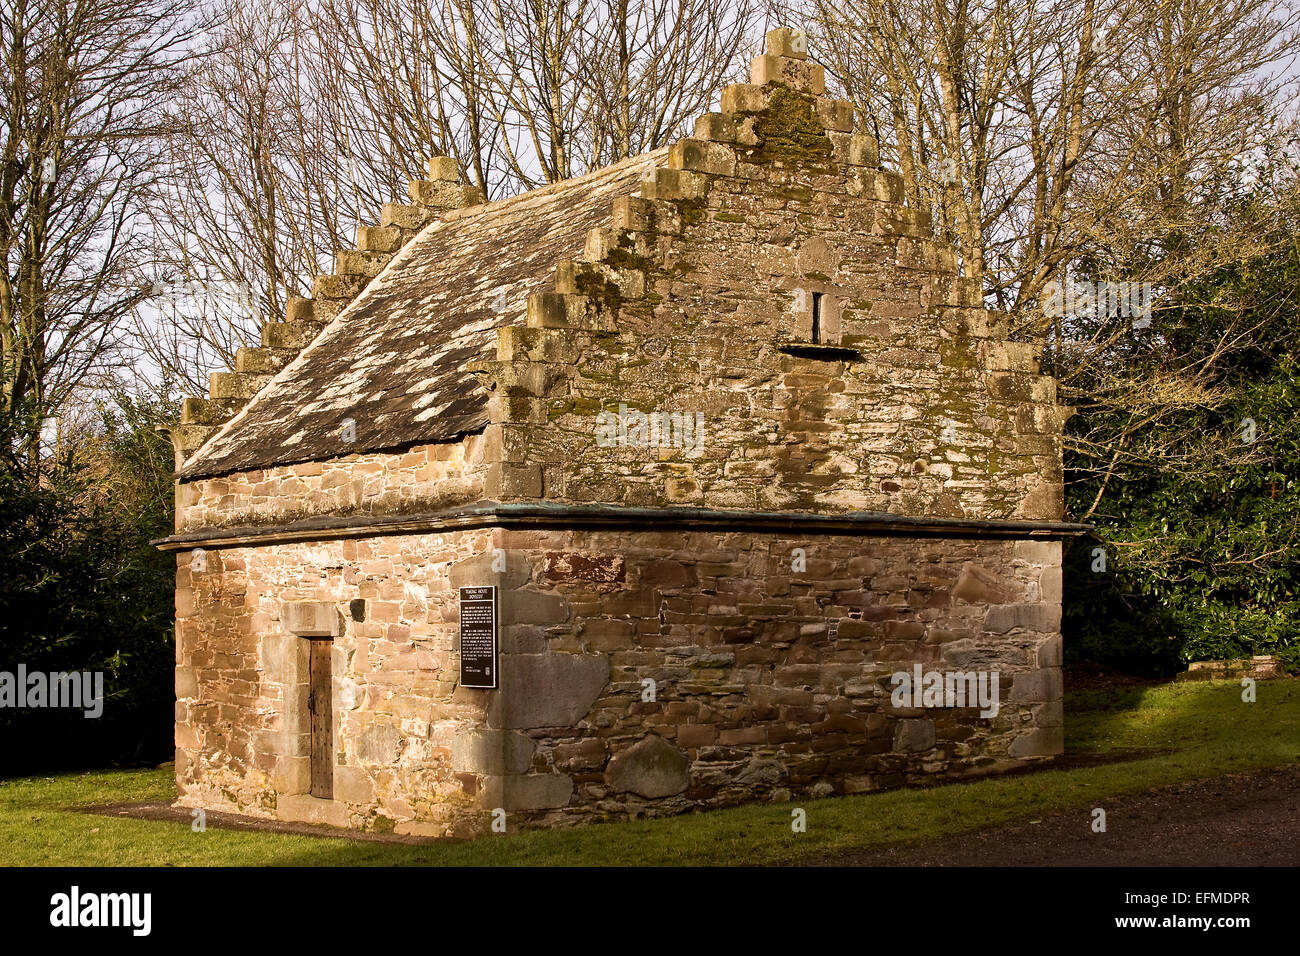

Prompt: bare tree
[
  {"left": 582, "top": 0, "right": 759, "bottom": 168},
  {"left": 802, "top": 0, "right": 1297, "bottom": 311},
  {"left": 796, "top": 0, "right": 1300, "bottom": 522},
  {"left": 1, "top": 0, "right": 199, "bottom": 468},
  {"left": 309, "top": 0, "right": 758, "bottom": 194},
  {"left": 142, "top": 0, "right": 323, "bottom": 391},
  {"left": 141, "top": 0, "right": 757, "bottom": 393}
]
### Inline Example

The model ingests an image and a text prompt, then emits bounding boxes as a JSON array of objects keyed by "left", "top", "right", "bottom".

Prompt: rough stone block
[
  {"left": 270, "top": 756, "right": 310, "bottom": 793},
  {"left": 179, "top": 396, "right": 240, "bottom": 426},
  {"left": 262, "top": 321, "right": 319, "bottom": 350},
  {"left": 953, "top": 563, "right": 1016, "bottom": 604},
  {"left": 480, "top": 773, "right": 574, "bottom": 811},
  {"left": 1038, "top": 565, "right": 1063, "bottom": 603},
  {"left": 765, "top": 27, "right": 808, "bottom": 59},
  {"left": 527, "top": 292, "right": 594, "bottom": 330},
  {"left": 483, "top": 463, "right": 543, "bottom": 498},
  {"left": 1008, "top": 726, "right": 1064, "bottom": 757},
  {"left": 720, "top": 83, "right": 771, "bottom": 115},
  {"left": 311, "top": 273, "right": 366, "bottom": 301},
  {"left": 694, "top": 112, "right": 738, "bottom": 143},
  {"left": 208, "top": 371, "right": 271, "bottom": 401},
  {"left": 604, "top": 733, "right": 690, "bottom": 798},
  {"left": 815, "top": 97, "right": 855, "bottom": 132},
  {"left": 452, "top": 729, "right": 536, "bottom": 775},
  {"left": 283, "top": 601, "right": 342, "bottom": 636},
  {"left": 449, "top": 550, "right": 533, "bottom": 590},
  {"left": 984, "top": 603, "right": 1061, "bottom": 634},
  {"left": 1009, "top": 667, "right": 1063, "bottom": 703},
  {"left": 849, "top": 133, "right": 879, "bottom": 166},
  {"left": 1037, "top": 635, "right": 1063, "bottom": 668},
  {"left": 669, "top": 139, "right": 736, "bottom": 177},
  {"left": 355, "top": 723, "right": 403, "bottom": 764},
  {"left": 873, "top": 170, "right": 904, "bottom": 204},
  {"left": 1014, "top": 540, "right": 1061, "bottom": 565},
  {"left": 751, "top": 54, "right": 825, "bottom": 94},
  {"left": 426, "top": 155, "right": 462, "bottom": 181},
  {"left": 611, "top": 196, "right": 654, "bottom": 231},
  {"left": 234, "top": 346, "right": 294, "bottom": 375},
  {"left": 893, "top": 719, "right": 936, "bottom": 752},
  {"left": 487, "top": 653, "right": 609, "bottom": 729},
  {"left": 409, "top": 179, "right": 484, "bottom": 209},
  {"left": 379, "top": 202, "right": 434, "bottom": 231},
  {"left": 285, "top": 296, "right": 315, "bottom": 323},
  {"left": 333, "top": 766, "right": 375, "bottom": 803},
  {"left": 638, "top": 167, "right": 709, "bottom": 202},
  {"left": 278, "top": 794, "right": 349, "bottom": 827},
  {"left": 335, "top": 249, "right": 392, "bottom": 278},
  {"left": 356, "top": 224, "right": 402, "bottom": 253}
]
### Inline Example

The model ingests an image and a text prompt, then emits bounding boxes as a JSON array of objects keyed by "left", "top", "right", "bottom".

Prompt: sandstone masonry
[{"left": 159, "top": 27, "right": 1084, "bottom": 837}]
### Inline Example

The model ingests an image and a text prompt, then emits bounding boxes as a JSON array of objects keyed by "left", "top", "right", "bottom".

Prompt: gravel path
[{"left": 808, "top": 763, "right": 1300, "bottom": 866}]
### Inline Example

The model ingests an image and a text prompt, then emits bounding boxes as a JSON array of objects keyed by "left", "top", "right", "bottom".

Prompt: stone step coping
[{"left": 155, "top": 499, "right": 1093, "bottom": 551}]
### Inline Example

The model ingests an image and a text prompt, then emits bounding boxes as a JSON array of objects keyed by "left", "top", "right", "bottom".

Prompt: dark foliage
[
  {"left": 1064, "top": 222, "right": 1300, "bottom": 676},
  {"left": 0, "top": 396, "right": 177, "bottom": 775}
]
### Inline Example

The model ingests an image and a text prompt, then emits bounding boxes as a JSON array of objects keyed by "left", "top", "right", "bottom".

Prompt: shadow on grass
[{"left": 5, "top": 679, "right": 1298, "bottom": 866}]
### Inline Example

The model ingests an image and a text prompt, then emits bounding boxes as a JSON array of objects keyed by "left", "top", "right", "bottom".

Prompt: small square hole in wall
[{"left": 349, "top": 598, "right": 366, "bottom": 622}]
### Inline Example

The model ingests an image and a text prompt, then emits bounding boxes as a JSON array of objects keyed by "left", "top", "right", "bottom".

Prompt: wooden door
[{"left": 308, "top": 639, "right": 333, "bottom": 799}]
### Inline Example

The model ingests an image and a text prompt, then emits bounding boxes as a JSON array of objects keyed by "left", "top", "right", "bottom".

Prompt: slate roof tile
[{"left": 181, "top": 149, "right": 666, "bottom": 478}]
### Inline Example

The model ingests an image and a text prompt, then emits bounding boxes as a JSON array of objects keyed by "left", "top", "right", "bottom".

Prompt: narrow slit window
[{"left": 811, "top": 292, "right": 824, "bottom": 343}]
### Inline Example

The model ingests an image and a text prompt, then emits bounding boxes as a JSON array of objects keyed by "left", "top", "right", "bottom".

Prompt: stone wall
[
  {"left": 470, "top": 30, "right": 1071, "bottom": 523},
  {"left": 174, "top": 528, "right": 495, "bottom": 835},
  {"left": 177, "top": 435, "right": 485, "bottom": 531},
  {"left": 169, "top": 28, "right": 1074, "bottom": 837},
  {"left": 174, "top": 32, "right": 1070, "bottom": 538},
  {"left": 174, "top": 524, "right": 1063, "bottom": 835}
]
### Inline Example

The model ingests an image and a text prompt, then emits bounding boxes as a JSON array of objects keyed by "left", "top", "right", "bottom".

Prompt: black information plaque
[{"left": 458, "top": 585, "right": 498, "bottom": 689}]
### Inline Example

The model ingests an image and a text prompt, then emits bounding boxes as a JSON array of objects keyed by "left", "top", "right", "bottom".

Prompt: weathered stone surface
[
  {"left": 355, "top": 724, "right": 403, "bottom": 765},
  {"left": 334, "top": 766, "right": 375, "bottom": 803},
  {"left": 283, "top": 601, "right": 341, "bottom": 636},
  {"left": 500, "top": 589, "right": 570, "bottom": 626},
  {"left": 893, "top": 719, "right": 936, "bottom": 753},
  {"left": 984, "top": 603, "right": 1061, "bottom": 634},
  {"left": 479, "top": 773, "right": 574, "bottom": 811},
  {"left": 1008, "top": 726, "right": 1065, "bottom": 757},
  {"left": 448, "top": 550, "right": 533, "bottom": 590},
  {"left": 171, "top": 527, "right": 1068, "bottom": 835},
  {"left": 277, "top": 794, "right": 348, "bottom": 827},
  {"left": 452, "top": 729, "right": 536, "bottom": 775},
  {"left": 487, "top": 653, "right": 609, "bottom": 729},
  {"left": 167, "top": 23, "right": 1075, "bottom": 839},
  {"left": 1010, "top": 668, "right": 1063, "bottom": 703},
  {"left": 953, "top": 564, "right": 1015, "bottom": 604},
  {"left": 604, "top": 734, "right": 690, "bottom": 798}
]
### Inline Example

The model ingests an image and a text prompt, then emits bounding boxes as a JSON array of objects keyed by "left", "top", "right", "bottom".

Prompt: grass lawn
[{"left": 2, "top": 679, "right": 1297, "bottom": 866}]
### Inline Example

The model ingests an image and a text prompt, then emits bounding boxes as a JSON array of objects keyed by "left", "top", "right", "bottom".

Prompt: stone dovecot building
[{"left": 157, "top": 28, "right": 1085, "bottom": 837}]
